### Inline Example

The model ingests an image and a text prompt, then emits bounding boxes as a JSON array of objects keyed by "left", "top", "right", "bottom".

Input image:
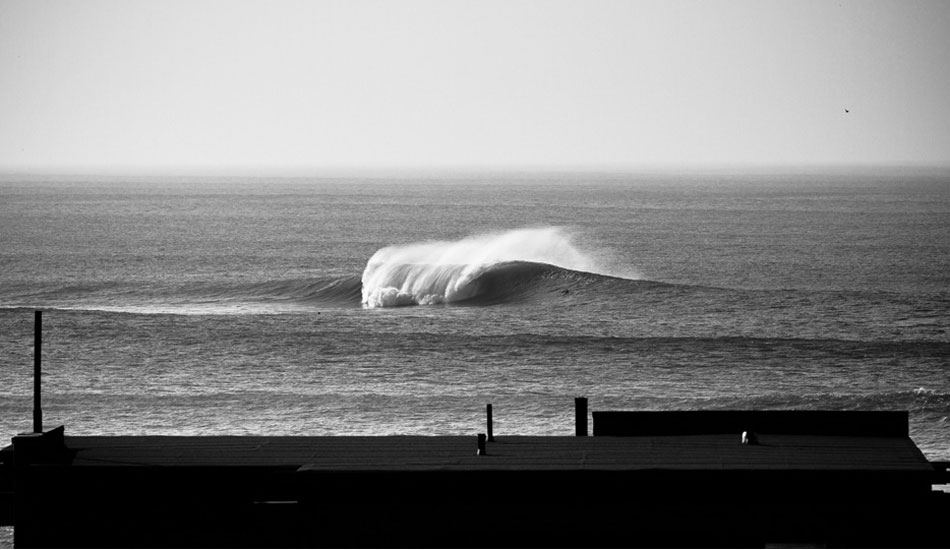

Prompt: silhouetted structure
[{"left": 2, "top": 407, "right": 948, "bottom": 548}]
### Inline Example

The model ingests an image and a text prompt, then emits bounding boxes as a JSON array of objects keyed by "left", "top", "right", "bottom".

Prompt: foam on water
[{"left": 360, "top": 227, "right": 603, "bottom": 307}]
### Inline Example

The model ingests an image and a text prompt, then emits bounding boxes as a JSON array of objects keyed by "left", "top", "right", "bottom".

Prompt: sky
[{"left": 1, "top": 0, "right": 949, "bottom": 174}]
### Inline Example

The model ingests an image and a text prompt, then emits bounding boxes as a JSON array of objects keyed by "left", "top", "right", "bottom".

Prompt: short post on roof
[{"left": 575, "top": 396, "right": 588, "bottom": 437}]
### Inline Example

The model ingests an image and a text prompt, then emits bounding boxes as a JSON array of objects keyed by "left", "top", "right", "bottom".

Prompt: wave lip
[{"left": 360, "top": 227, "right": 611, "bottom": 308}]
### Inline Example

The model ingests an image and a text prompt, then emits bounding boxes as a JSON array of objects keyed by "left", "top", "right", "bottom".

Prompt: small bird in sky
[{"left": 845, "top": 108, "right": 850, "bottom": 113}]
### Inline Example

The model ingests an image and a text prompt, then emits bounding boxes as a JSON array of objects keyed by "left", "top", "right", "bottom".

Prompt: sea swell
[
  {"left": 360, "top": 226, "right": 640, "bottom": 307},
  {"left": 361, "top": 259, "right": 643, "bottom": 307},
  {"left": 0, "top": 277, "right": 365, "bottom": 313},
  {"left": 675, "top": 388, "right": 950, "bottom": 415},
  {"left": 0, "top": 267, "right": 653, "bottom": 313}
]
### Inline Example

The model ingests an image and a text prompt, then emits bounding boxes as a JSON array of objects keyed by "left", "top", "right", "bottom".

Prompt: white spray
[{"left": 360, "top": 226, "right": 601, "bottom": 307}]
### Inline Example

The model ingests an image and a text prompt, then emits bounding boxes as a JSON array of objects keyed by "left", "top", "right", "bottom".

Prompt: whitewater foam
[{"left": 361, "top": 227, "right": 603, "bottom": 307}]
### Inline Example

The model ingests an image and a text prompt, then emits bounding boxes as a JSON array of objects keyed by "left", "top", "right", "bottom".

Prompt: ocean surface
[{"left": 2, "top": 168, "right": 949, "bottom": 469}]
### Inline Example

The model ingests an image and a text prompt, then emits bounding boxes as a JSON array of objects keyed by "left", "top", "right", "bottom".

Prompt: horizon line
[{"left": 3, "top": 160, "right": 950, "bottom": 179}]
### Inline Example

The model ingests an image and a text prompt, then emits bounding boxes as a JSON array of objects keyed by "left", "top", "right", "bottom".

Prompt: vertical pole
[
  {"left": 575, "top": 396, "right": 588, "bottom": 437},
  {"left": 33, "top": 310, "right": 42, "bottom": 434},
  {"left": 486, "top": 404, "right": 494, "bottom": 442}
]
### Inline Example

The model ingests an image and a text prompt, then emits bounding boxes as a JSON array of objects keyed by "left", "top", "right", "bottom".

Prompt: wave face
[
  {"left": 0, "top": 276, "right": 366, "bottom": 314},
  {"left": 361, "top": 227, "right": 621, "bottom": 307},
  {"left": 236, "top": 277, "right": 364, "bottom": 306}
]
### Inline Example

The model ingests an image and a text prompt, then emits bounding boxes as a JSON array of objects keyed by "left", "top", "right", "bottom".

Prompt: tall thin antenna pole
[{"left": 33, "top": 310, "right": 42, "bottom": 433}]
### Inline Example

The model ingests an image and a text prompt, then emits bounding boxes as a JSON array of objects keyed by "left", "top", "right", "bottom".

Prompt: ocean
[{"left": 2, "top": 168, "right": 949, "bottom": 464}]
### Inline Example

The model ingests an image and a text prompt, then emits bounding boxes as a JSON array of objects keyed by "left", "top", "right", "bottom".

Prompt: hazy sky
[{"left": 1, "top": 0, "right": 949, "bottom": 173}]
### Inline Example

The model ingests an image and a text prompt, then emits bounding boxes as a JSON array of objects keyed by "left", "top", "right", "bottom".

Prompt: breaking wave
[
  {"left": 5, "top": 227, "right": 647, "bottom": 312},
  {"left": 360, "top": 227, "right": 636, "bottom": 308}
]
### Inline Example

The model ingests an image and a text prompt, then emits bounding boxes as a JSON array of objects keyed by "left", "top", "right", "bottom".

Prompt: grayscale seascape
[
  {"left": 3, "top": 0, "right": 950, "bottom": 546},
  {"left": 2, "top": 170, "right": 947, "bottom": 461}
]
